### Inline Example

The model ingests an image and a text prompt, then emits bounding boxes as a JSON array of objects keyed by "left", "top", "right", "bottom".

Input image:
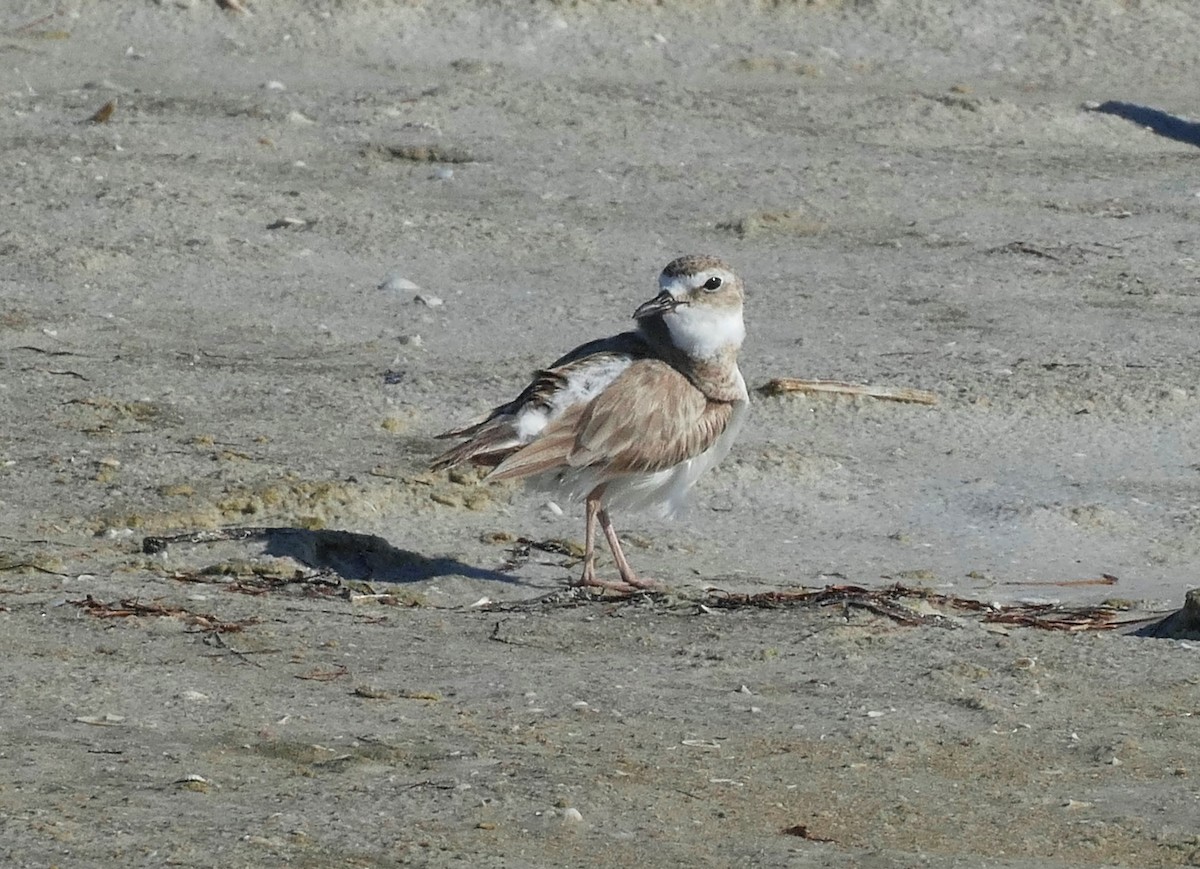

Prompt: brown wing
[
  {"left": 428, "top": 368, "right": 574, "bottom": 471},
  {"left": 487, "top": 359, "right": 735, "bottom": 483},
  {"left": 429, "top": 331, "right": 655, "bottom": 472}
]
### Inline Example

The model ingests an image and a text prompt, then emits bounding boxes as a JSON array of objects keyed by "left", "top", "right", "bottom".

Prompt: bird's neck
[
  {"left": 638, "top": 317, "right": 745, "bottom": 403},
  {"left": 686, "top": 351, "right": 745, "bottom": 403}
]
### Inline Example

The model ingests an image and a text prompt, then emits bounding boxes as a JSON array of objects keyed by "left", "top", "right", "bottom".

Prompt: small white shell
[{"left": 379, "top": 273, "right": 420, "bottom": 293}]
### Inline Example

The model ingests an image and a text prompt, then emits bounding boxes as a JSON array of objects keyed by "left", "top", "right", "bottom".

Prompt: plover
[{"left": 431, "top": 255, "right": 749, "bottom": 592}]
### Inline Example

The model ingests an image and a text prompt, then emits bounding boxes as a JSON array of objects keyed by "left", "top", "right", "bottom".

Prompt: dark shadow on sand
[
  {"left": 264, "top": 528, "right": 519, "bottom": 584},
  {"left": 1087, "top": 101, "right": 1200, "bottom": 148},
  {"left": 143, "top": 526, "right": 519, "bottom": 584},
  {"left": 1130, "top": 589, "right": 1200, "bottom": 640}
]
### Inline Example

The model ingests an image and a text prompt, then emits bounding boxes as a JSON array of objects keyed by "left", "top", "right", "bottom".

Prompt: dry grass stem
[{"left": 758, "top": 378, "right": 938, "bottom": 405}]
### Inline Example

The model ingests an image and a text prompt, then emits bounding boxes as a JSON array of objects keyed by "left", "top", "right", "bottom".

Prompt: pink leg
[
  {"left": 577, "top": 489, "right": 602, "bottom": 588},
  {"left": 598, "top": 508, "right": 657, "bottom": 590},
  {"left": 573, "top": 488, "right": 652, "bottom": 593}
]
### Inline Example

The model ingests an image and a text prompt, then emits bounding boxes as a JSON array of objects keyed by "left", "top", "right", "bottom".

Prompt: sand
[{"left": 2, "top": 1, "right": 1200, "bottom": 865}]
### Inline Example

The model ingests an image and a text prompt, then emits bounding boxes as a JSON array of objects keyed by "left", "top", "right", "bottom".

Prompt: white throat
[{"left": 664, "top": 304, "right": 745, "bottom": 361}]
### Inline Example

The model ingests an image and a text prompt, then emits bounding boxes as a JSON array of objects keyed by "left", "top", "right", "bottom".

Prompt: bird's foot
[{"left": 574, "top": 568, "right": 659, "bottom": 595}]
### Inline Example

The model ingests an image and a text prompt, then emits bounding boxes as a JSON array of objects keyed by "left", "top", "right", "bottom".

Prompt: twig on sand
[
  {"left": 5, "top": 12, "right": 57, "bottom": 33},
  {"left": 202, "top": 631, "right": 266, "bottom": 667},
  {"left": 989, "top": 240, "right": 1060, "bottom": 260},
  {"left": 346, "top": 592, "right": 400, "bottom": 605},
  {"left": 295, "top": 665, "right": 349, "bottom": 682},
  {"left": 398, "top": 779, "right": 457, "bottom": 791},
  {"left": 701, "top": 583, "right": 1148, "bottom": 632},
  {"left": 0, "top": 562, "right": 69, "bottom": 576},
  {"left": 757, "top": 378, "right": 937, "bottom": 405},
  {"left": 1001, "top": 574, "right": 1118, "bottom": 588},
  {"left": 69, "top": 594, "right": 261, "bottom": 633},
  {"left": 483, "top": 585, "right": 662, "bottom": 612},
  {"left": 143, "top": 527, "right": 282, "bottom": 554},
  {"left": 482, "top": 582, "right": 1152, "bottom": 633},
  {"left": 70, "top": 594, "right": 191, "bottom": 620},
  {"left": 704, "top": 584, "right": 950, "bottom": 626},
  {"left": 780, "top": 824, "right": 835, "bottom": 843}
]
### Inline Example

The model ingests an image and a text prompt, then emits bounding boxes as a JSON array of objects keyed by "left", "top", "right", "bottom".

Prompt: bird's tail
[{"left": 429, "top": 421, "right": 522, "bottom": 471}]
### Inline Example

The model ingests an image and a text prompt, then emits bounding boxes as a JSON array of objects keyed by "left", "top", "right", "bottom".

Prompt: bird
[{"left": 430, "top": 254, "right": 749, "bottom": 592}]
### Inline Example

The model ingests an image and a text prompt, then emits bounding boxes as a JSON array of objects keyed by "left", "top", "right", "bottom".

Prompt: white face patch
[
  {"left": 656, "top": 266, "right": 745, "bottom": 360},
  {"left": 664, "top": 303, "right": 745, "bottom": 360}
]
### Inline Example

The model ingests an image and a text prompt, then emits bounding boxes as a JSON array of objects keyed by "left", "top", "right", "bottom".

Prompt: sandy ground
[{"left": 3, "top": 1, "right": 1200, "bottom": 865}]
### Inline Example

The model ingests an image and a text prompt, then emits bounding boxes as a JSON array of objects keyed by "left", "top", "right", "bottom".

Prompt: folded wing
[
  {"left": 430, "top": 332, "right": 651, "bottom": 471},
  {"left": 487, "top": 359, "right": 736, "bottom": 483}
]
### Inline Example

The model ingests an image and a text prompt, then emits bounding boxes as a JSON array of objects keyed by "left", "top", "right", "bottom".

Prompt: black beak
[{"left": 633, "top": 290, "right": 684, "bottom": 320}]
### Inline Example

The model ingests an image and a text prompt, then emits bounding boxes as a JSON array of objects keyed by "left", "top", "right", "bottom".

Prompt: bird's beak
[{"left": 633, "top": 290, "right": 685, "bottom": 320}]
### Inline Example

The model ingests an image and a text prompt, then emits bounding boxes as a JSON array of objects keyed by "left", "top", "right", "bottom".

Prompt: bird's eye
[{"left": 702, "top": 276, "right": 723, "bottom": 291}]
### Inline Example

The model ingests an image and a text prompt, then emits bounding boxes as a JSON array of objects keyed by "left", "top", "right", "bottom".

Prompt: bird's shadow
[
  {"left": 262, "top": 527, "right": 518, "bottom": 584},
  {"left": 1129, "top": 593, "right": 1200, "bottom": 641},
  {"left": 1087, "top": 101, "right": 1200, "bottom": 148},
  {"left": 146, "top": 526, "right": 519, "bottom": 584}
]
